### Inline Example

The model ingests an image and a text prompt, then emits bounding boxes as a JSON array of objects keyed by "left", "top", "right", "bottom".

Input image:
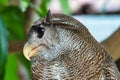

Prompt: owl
[{"left": 23, "top": 11, "right": 120, "bottom": 80}]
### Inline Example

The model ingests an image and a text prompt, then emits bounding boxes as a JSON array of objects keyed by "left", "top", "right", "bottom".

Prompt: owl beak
[
  {"left": 23, "top": 43, "right": 35, "bottom": 61},
  {"left": 23, "top": 42, "right": 47, "bottom": 61}
]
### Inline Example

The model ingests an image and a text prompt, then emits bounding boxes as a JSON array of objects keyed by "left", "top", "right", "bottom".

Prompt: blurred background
[{"left": 0, "top": 0, "right": 120, "bottom": 80}]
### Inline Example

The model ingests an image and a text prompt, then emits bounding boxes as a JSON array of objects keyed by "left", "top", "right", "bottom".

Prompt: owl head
[{"left": 23, "top": 10, "right": 89, "bottom": 61}]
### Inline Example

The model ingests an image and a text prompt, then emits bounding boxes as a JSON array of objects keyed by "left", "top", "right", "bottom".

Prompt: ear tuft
[{"left": 45, "top": 10, "right": 51, "bottom": 26}]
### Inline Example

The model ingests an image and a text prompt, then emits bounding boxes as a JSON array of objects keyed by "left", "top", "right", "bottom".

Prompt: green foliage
[
  {"left": 19, "top": 0, "right": 30, "bottom": 11},
  {"left": 0, "top": 0, "right": 7, "bottom": 14},
  {"left": 29, "top": 0, "right": 50, "bottom": 17},
  {"left": 59, "top": 0, "right": 70, "bottom": 15},
  {"left": 1, "top": 6, "right": 25, "bottom": 40},
  {"left": 4, "top": 54, "right": 18, "bottom": 80},
  {"left": 0, "top": 1, "right": 25, "bottom": 80},
  {"left": 0, "top": 16, "right": 8, "bottom": 80},
  {"left": 0, "top": 0, "right": 7, "bottom": 5},
  {"left": 38, "top": 0, "right": 50, "bottom": 17}
]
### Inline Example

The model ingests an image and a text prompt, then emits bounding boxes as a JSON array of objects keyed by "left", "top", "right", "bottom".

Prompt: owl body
[{"left": 23, "top": 11, "right": 120, "bottom": 80}]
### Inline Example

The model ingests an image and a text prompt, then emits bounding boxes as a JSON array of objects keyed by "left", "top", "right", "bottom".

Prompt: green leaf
[
  {"left": 38, "top": 0, "right": 50, "bottom": 17},
  {"left": 4, "top": 54, "right": 18, "bottom": 80},
  {"left": 19, "top": 0, "right": 30, "bottom": 11},
  {"left": 59, "top": 0, "right": 70, "bottom": 15},
  {"left": 0, "top": 3, "right": 5, "bottom": 12},
  {"left": 0, "top": 16, "right": 8, "bottom": 80},
  {"left": 39, "top": 0, "right": 48, "bottom": 16},
  {"left": 1, "top": 6, "right": 25, "bottom": 40},
  {"left": 0, "top": 0, "right": 7, "bottom": 5},
  {"left": 28, "top": 0, "right": 50, "bottom": 17}
]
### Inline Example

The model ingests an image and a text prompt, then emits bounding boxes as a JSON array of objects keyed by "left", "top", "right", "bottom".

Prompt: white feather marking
[{"left": 51, "top": 63, "right": 68, "bottom": 80}]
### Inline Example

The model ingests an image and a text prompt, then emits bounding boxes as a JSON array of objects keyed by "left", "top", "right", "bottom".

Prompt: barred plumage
[{"left": 23, "top": 11, "right": 120, "bottom": 80}]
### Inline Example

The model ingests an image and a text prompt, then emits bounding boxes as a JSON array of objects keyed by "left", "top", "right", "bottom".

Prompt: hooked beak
[{"left": 23, "top": 42, "right": 47, "bottom": 61}]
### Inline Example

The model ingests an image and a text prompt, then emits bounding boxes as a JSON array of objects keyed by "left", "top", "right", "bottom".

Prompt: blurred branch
[
  {"left": 24, "top": 0, "right": 40, "bottom": 34},
  {"left": 9, "top": 0, "right": 40, "bottom": 53},
  {"left": 101, "top": 27, "right": 120, "bottom": 60},
  {"left": 9, "top": 0, "right": 19, "bottom": 6},
  {"left": 9, "top": 40, "right": 25, "bottom": 53}
]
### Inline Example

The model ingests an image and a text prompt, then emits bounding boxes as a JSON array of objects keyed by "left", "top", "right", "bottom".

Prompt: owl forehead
[
  {"left": 32, "top": 14, "right": 65, "bottom": 28},
  {"left": 33, "top": 18, "right": 45, "bottom": 26}
]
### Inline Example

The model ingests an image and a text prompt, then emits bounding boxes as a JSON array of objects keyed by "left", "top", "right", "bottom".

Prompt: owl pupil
[{"left": 36, "top": 27, "right": 45, "bottom": 38}]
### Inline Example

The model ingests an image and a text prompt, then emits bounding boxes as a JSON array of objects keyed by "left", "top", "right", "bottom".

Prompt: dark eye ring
[{"left": 36, "top": 27, "right": 45, "bottom": 38}]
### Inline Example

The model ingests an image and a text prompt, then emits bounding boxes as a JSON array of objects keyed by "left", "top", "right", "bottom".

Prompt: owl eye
[
  {"left": 31, "top": 25, "right": 45, "bottom": 38},
  {"left": 36, "top": 27, "right": 45, "bottom": 38}
]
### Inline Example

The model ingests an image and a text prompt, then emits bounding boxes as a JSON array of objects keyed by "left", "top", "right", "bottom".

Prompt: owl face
[
  {"left": 23, "top": 11, "right": 59, "bottom": 61},
  {"left": 23, "top": 11, "right": 84, "bottom": 61}
]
